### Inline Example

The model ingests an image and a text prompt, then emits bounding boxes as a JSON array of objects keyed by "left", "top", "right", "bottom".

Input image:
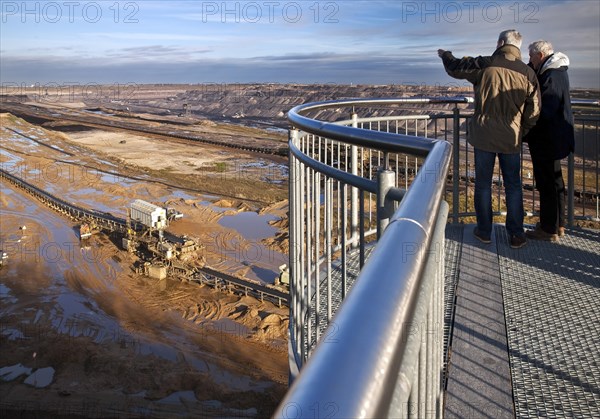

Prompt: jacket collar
[{"left": 493, "top": 44, "right": 522, "bottom": 61}]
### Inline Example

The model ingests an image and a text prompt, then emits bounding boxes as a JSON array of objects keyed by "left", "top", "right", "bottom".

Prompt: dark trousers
[{"left": 532, "top": 157, "right": 566, "bottom": 234}]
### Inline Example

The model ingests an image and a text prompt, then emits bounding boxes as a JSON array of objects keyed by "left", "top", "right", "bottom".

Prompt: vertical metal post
[
  {"left": 452, "top": 107, "right": 460, "bottom": 223},
  {"left": 315, "top": 169, "right": 321, "bottom": 342},
  {"left": 289, "top": 130, "right": 303, "bottom": 372},
  {"left": 288, "top": 129, "right": 298, "bottom": 371},
  {"left": 341, "top": 184, "right": 348, "bottom": 299},
  {"left": 377, "top": 169, "right": 395, "bottom": 239},
  {"left": 305, "top": 159, "right": 312, "bottom": 356},
  {"left": 405, "top": 155, "right": 409, "bottom": 190},
  {"left": 359, "top": 189, "right": 366, "bottom": 268},
  {"left": 418, "top": 333, "right": 426, "bottom": 418},
  {"left": 300, "top": 134, "right": 308, "bottom": 364},
  {"left": 426, "top": 294, "right": 434, "bottom": 418},
  {"left": 409, "top": 367, "right": 418, "bottom": 418},
  {"left": 436, "top": 230, "right": 445, "bottom": 419},
  {"left": 351, "top": 113, "right": 359, "bottom": 248},
  {"left": 326, "top": 177, "right": 333, "bottom": 321},
  {"left": 568, "top": 152, "right": 575, "bottom": 227}
]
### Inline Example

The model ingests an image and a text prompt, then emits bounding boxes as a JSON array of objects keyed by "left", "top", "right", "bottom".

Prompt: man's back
[{"left": 440, "top": 44, "right": 540, "bottom": 154}]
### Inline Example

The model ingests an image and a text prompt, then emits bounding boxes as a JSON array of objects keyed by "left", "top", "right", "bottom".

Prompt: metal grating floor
[
  {"left": 299, "top": 224, "right": 599, "bottom": 417},
  {"left": 442, "top": 225, "right": 463, "bottom": 387},
  {"left": 305, "top": 246, "right": 375, "bottom": 355},
  {"left": 496, "top": 226, "right": 600, "bottom": 418}
]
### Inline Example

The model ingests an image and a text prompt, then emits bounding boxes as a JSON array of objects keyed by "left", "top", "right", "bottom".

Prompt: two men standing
[
  {"left": 438, "top": 30, "right": 574, "bottom": 248},
  {"left": 438, "top": 29, "right": 540, "bottom": 249}
]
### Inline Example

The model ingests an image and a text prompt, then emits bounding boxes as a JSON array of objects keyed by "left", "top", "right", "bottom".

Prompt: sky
[{"left": 1, "top": 0, "right": 599, "bottom": 89}]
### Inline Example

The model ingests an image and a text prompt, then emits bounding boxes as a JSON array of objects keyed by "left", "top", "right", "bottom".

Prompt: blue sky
[{"left": 1, "top": 0, "right": 599, "bottom": 88}]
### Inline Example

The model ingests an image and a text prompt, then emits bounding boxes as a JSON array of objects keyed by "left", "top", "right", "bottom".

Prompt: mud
[{"left": 1, "top": 113, "right": 289, "bottom": 417}]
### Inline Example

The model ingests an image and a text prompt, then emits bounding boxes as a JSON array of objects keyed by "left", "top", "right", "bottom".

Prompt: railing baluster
[
  {"left": 341, "top": 183, "right": 348, "bottom": 299},
  {"left": 452, "top": 107, "right": 460, "bottom": 223}
]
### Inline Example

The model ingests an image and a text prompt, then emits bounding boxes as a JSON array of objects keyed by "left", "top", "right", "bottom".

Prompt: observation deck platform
[{"left": 443, "top": 224, "right": 600, "bottom": 418}]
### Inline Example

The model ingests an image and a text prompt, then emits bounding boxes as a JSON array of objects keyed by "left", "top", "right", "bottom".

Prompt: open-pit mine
[
  {"left": 0, "top": 84, "right": 301, "bottom": 417},
  {"left": 2, "top": 83, "right": 597, "bottom": 417}
]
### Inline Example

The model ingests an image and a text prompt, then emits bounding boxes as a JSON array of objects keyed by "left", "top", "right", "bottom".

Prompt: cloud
[
  {"left": 82, "top": 32, "right": 214, "bottom": 42},
  {"left": 2, "top": 38, "right": 598, "bottom": 89},
  {"left": 105, "top": 45, "right": 213, "bottom": 61},
  {"left": 253, "top": 52, "right": 355, "bottom": 62},
  {"left": 0, "top": 0, "right": 597, "bottom": 88},
  {"left": 0, "top": 51, "right": 467, "bottom": 86}
]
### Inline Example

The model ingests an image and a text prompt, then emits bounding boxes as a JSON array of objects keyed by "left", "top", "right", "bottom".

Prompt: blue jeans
[{"left": 474, "top": 148, "right": 524, "bottom": 237}]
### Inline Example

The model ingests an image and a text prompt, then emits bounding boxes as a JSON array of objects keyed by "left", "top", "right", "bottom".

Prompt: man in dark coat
[{"left": 525, "top": 40, "right": 575, "bottom": 241}]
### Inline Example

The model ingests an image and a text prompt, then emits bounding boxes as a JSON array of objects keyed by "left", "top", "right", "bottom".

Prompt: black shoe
[
  {"left": 474, "top": 228, "right": 491, "bottom": 244},
  {"left": 510, "top": 234, "right": 527, "bottom": 249},
  {"left": 535, "top": 222, "right": 564, "bottom": 238},
  {"left": 526, "top": 226, "right": 559, "bottom": 242}
]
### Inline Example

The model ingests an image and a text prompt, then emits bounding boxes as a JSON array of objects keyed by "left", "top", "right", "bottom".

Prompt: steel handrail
[
  {"left": 287, "top": 97, "right": 472, "bottom": 157},
  {"left": 278, "top": 98, "right": 454, "bottom": 418},
  {"left": 279, "top": 96, "right": 599, "bottom": 418}
]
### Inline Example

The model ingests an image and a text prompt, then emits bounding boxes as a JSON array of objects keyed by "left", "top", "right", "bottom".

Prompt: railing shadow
[
  {"left": 493, "top": 225, "right": 600, "bottom": 417},
  {"left": 496, "top": 226, "right": 600, "bottom": 288}
]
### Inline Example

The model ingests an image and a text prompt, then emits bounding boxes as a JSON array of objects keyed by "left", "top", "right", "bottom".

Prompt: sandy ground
[
  {"left": 1, "top": 113, "right": 289, "bottom": 276},
  {"left": 0, "top": 113, "right": 290, "bottom": 417}
]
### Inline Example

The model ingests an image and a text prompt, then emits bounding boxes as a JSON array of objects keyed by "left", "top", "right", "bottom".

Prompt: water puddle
[
  {"left": 0, "top": 283, "right": 18, "bottom": 305},
  {"left": 24, "top": 367, "right": 55, "bottom": 388},
  {"left": 238, "top": 161, "right": 288, "bottom": 184},
  {"left": 156, "top": 390, "right": 198, "bottom": 404},
  {"left": 86, "top": 110, "right": 114, "bottom": 116},
  {"left": 2, "top": 133, "right": 39, "bottom": 150},
  {"left": 1, "top": 328, "right": 25, "bottom": 340},
  {"left": 0, "top": 364, "right": 32, "bottom": 382},
  {"left": 249, "top": 265, "right": 279, "bottom": 283},
  {"left": 199, "top": 201, "right": 230, "bottom": 213},
  {"left": 265, "top": 127, "right": 288, "bottom": 134},
  {"left": 71, "top": 197, "right": 121, "bottom": 215},
  {"left": 95, "top": 158, "right": 119, "bottom": 168},
  {"left": 55, "top": 292, "right": 98, "bottom": 319},
  {"left": 0, "top": 149, "right": 25, "bottom": 167},
  {"left": 171, "top": 190, "right": 196, "bottom": 200},
  {"left": 4, "top": 130, "right": 68, "bottom": 155},
  {"left": 218, "top": 212, "right": 278, "bottom": 241}
]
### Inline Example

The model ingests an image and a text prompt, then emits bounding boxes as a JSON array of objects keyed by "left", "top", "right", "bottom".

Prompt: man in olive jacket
[
  {"left": 438, "top": 29, "right": 541, "bottom": 248},
  {"left": 525, "top": 40, "right": 574, "bottom": 242}
]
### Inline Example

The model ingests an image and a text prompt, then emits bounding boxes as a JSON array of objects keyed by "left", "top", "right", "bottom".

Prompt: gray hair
[
  {"left": 528, "top": 40, "right": 554, "bottom": 56},
  {"left": 498, "top": 29, "right": 522, "bottom": 48}
]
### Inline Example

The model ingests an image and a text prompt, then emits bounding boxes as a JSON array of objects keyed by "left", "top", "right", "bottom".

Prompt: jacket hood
[{"left": 540, "top": 52, "right": 570, "bottom": 74}]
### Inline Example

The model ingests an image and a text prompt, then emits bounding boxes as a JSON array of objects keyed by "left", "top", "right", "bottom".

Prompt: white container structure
[{"left": 130, "top": 199, "right": 167, "bottom": 230}]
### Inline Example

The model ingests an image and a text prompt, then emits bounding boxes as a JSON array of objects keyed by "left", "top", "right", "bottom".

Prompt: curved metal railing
[
  {"left": 278, "top": 97, "right": 471, "bottom": 418},
  {"left": 276, "top": 97, "right": 599, "bottom": 418}
]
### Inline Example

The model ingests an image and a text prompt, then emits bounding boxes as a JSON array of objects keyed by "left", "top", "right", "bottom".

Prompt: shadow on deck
[{"left": 444, "top": 224, "right": 600, "bottom": 418}]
